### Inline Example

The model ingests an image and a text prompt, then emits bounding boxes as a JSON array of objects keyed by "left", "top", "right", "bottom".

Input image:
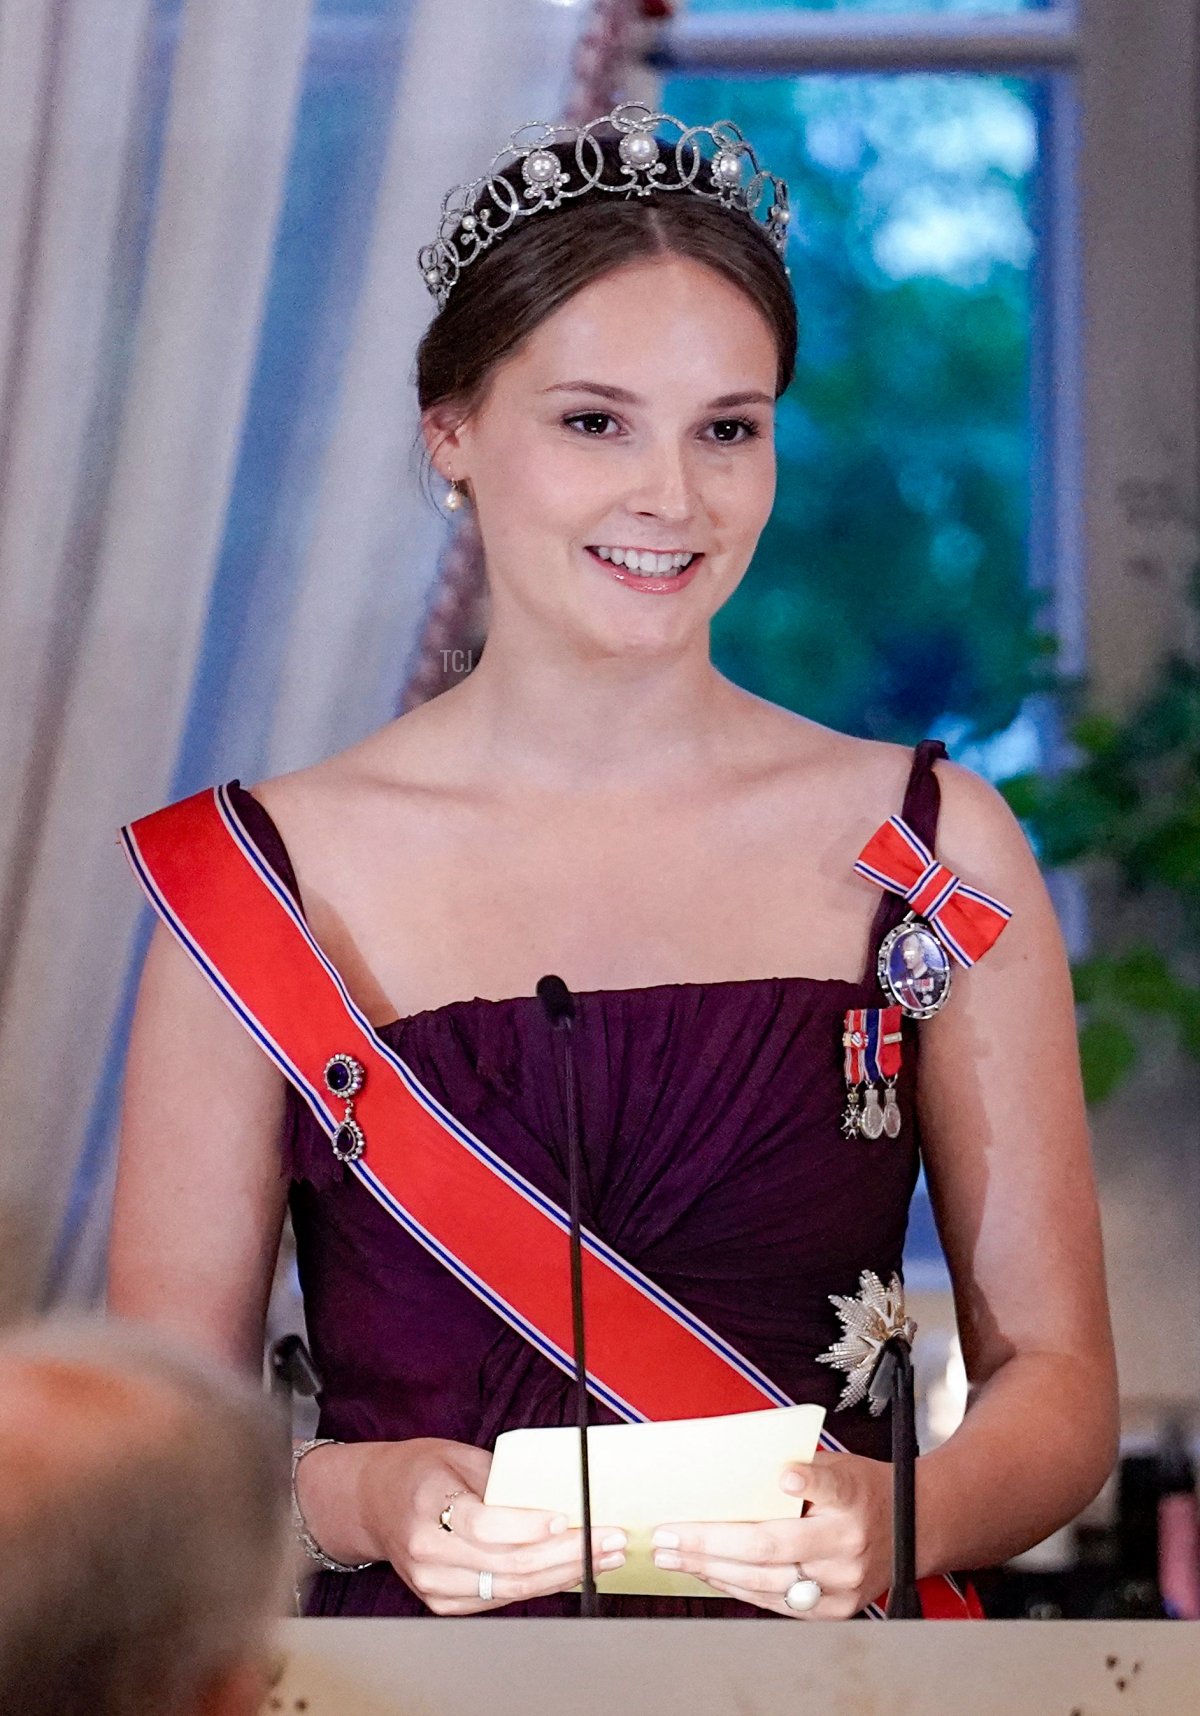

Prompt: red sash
[{"left": 120, "top": 783, "right": 981, "bottom": 1620}]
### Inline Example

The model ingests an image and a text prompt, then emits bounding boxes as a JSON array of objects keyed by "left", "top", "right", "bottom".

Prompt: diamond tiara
[{"left": 417, "top": 102, "right": 790, "bottom": 312}]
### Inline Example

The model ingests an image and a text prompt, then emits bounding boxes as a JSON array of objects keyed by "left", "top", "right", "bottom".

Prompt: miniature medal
[
  {"left": 841, "top": 1006, "right": 904, "bottom": 1139},
  {"left": 860, "top": 1085, "right": 885, "bottom": 1140}
]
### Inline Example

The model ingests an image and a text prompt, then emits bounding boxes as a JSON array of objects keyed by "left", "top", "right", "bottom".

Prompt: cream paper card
[{"left": 483, "top": 1403, "right": 825, "bottom": 1597}]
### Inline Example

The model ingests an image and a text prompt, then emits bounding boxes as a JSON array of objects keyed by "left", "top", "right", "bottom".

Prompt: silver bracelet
[{"left": 291, "top": 1437, "right": 374, "bottom": 1573}]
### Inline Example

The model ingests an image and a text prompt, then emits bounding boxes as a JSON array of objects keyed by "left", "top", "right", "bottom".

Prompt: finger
[
  {"left": 651, "top": 1520, "right": 803, "bottom": 1565},
  {"left": 702, "top": 1573, "right": 862, "bottom": 1621},
  {"left": 654, "top": 1546, "right": 855, "bottom": 1597},
  {"left": 425, "top": 1526, "right": 627, "bottom": 1581},
  {"left": 458, "top": 1501, "right": 629, "bottom": 1553},
  {"left": 692, "top": 1573, "right": 788, "bottom": 1614},
  {"left": 415, "top": 1548, "right": 627, "bottom": 1609},
  {"left": 451, "top": 1494, "right": 570, "bottom": 1546},
  {"left": 653, "top": 1552, "right": 794, "bottom": 1595},
  {"left": 652, "top": 1515, "right": 847, "bottom": 1569},
  {"left": 780, "top": 1452, "right": 854, "bottom": 1511}
]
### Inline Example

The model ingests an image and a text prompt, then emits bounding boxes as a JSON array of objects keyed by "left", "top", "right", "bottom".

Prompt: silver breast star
[{"left": 815, "top": 1269, "right": 917, "bottom": 1415}]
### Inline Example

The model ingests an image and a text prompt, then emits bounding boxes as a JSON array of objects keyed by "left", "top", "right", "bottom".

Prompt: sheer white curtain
[
  {"left": 0, "top": 0, "right": 315, "bottom": 1313},
  {"left": 0, "top": 0, "right": 155, "bottom": 914},
  {"left": 0, "top": 0, "right": 596, "bottom": 1315},
  {"left": 265, "top": 0, "right": 593, "bottom": 776}
]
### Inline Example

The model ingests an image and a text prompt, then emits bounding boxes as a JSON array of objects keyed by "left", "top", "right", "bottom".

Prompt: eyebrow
[{"left": 541, "top": 381, "right": 775, "bottom": 410}]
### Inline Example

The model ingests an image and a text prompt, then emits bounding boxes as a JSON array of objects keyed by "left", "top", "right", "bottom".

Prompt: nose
[{"left": 629, "top": 436, "right": 696, "bottom": 526}]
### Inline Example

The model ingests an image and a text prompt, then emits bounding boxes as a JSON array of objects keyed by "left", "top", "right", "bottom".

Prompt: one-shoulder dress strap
[
  {"left": 899, "top": 736, "right": 949, "bottom": 850},
  {"left": 863, "top": 738, "right": 950, "bottom": 989}
]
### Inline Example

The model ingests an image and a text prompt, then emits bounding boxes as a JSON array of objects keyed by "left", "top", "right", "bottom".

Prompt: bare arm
[
  {"left": 914, "top": 760, "right": 1119, "bottom": 1575},
  {"left": 653, "top": 756, "right": 1119, "bottom": 1616},
  {"left": 108, "top": 907, "right": 625, "bottom": 1608},
  {"left": 107, "top": 917, "right": 289, "bottom": 1373}
]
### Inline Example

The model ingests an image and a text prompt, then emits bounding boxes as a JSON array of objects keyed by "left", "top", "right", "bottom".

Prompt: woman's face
[{"left": 427, "top": 254, "right": 780, "bottom": 662}]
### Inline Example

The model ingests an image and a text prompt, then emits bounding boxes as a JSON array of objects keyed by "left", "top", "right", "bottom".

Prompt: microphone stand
[
  {"left": 868, "top": 1333, "right": 921, "bottom": 1618},
  {"left": 536, "top": 974, "right": 598, "bottom": 1616}
]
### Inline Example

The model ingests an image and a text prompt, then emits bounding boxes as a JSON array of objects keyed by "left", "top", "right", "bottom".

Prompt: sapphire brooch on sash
[{"left": 324, "top": 1053, "right": 366, "bottom": 1163}]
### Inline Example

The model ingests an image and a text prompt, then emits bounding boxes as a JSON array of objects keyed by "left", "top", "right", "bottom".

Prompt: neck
[{"left": 432, "top": 622, "right": 747, "bottom": 796}]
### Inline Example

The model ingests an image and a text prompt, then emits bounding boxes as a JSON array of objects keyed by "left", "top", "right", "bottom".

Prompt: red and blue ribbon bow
[{"left": 854, "top": 816, "right": 1012, "bottom": 968}]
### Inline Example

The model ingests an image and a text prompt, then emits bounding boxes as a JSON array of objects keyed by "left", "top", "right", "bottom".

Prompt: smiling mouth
[{"left": 586, "top": 545, "right": 699, "bottom": 579}]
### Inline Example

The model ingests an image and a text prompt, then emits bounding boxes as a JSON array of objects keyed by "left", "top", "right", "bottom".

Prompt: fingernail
[
  {"left": 548, "top": 1515, "right": 569, "bottom": 1535},
  {"left": 652, "top": 1529, "right": 680, "bottom": 1549},
  {"left": 654, "top": 1550, "right": 681, "bottom": 1570},
  {"left": 601, "top": 1530, "right": 626, "bottom": 1552},
  {"left": 782, "top": 1472, "right": 805, "bottom": 1495},
  {"left": 600, "top": 1552, "right": 625, "bottom": 1570}
]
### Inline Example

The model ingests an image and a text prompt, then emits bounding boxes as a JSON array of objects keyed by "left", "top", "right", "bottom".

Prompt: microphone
[
  {"left": 269, "top": 1333, "right": 322, "bottom": 1405},
  {"left": 868, "top": 1332, "right": 921, "bottom": 1618},
  {"left": 536, "top": 974, "right": 598, "bottom": 1616}
]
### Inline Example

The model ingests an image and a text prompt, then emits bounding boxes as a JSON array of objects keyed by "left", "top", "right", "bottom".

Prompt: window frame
[{"left": 646, "top": 0, "right": 1199, "bottom": 708}]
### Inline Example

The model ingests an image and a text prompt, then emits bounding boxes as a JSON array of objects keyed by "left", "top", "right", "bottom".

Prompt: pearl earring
[{"left": 444, "top": 479, "right": 466, "bottom": 512}]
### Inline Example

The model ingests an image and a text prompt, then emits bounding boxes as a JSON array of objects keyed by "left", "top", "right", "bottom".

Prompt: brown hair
[{"left": 416, "top": 137, "right": 797, "bottom": 434}]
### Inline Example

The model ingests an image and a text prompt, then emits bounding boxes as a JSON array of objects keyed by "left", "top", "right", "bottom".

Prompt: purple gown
[{"left": 229, "top": 738, "right": 948, "bottom": 1618}]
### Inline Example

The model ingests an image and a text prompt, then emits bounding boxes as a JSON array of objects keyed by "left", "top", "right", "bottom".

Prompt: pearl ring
[{"left": 784, "top": 1568, "right": 823, "bottom": 1613}]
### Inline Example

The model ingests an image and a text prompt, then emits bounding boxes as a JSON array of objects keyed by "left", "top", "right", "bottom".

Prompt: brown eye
[
  {"left": 709, "top": 417, "right": 759, "bottom": 444},
  {"left": 565, "top": 412, "right": 617, "bottom": 436}
]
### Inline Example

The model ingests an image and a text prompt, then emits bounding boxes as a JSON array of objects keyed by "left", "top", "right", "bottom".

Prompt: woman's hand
[
  {"left": 649, "top": 1449, "right": 893, "bottom": 1619},
  {"left": 349, "top": 1437, "right": 626, "bottom": 1614}
]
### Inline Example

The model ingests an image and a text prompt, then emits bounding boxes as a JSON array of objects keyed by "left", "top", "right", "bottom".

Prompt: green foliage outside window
[
  {"left": 661, "top": 62, "right": 1200, "bottom": 1108},
  {"left": 663, "top": 70, "right": 1051, "bottom": 742},
  {"left": 1000, "top": 571, "right": 1200, "bottom": 1105}
]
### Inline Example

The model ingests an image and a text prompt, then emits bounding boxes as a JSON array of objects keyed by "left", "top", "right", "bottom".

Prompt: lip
[{"left": 584, "top": 546, "right": 703, "bottom": 595}]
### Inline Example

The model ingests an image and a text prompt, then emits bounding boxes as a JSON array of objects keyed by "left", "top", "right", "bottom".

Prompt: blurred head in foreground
[{"left": 0, "top": 1317, "right": 290, "bottom": 1716}]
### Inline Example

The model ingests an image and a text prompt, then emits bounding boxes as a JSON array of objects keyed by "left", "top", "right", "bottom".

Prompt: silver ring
[
  {"left": 784, "top": 1568, "right": 822, "bottom": 1613},
  {"left": 477, "top": 1568, "right": 494, "bottom": 1602}
]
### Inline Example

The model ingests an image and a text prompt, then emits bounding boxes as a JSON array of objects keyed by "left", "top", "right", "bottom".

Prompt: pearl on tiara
[
  {"left": 417, "top": 103, "right": 790, "bottom": 313},
  {"left": 619, "top": 131, "right": 659, "bottom": 169}
]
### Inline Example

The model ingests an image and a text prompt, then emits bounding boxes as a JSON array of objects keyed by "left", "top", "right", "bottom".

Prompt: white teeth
[{"left": 589, "top": 547, "right": 698, "bottom": 577}]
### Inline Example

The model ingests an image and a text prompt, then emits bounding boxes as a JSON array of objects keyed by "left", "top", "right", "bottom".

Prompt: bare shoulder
[
  {"left": 930, "top": 754, "right": 1043, "bottom": 896},
  {"left": 751, "top": 696, "right": 1027, "bottom": 834},
  {"left": 242, "top": 704, "right": 457, "bottom": 844},
  {"left": 728, "top": 691, "right": 927, "bottom": 826},
  {"left": 920, "top": 755, "right": 1065, "bottom": 1002},
  {"left": 729, "top": 695, "right": 1046, "bottom": 911}
]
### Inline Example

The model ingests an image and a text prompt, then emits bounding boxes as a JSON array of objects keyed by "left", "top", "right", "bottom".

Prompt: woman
[{"left": 108, "top": 108, "right": 1117, "bottom": 1620}]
